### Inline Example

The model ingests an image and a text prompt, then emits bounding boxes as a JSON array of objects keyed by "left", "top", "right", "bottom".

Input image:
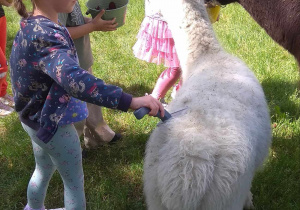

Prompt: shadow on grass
[
  {"left": 51, "top": 132, "right": 151, "bottom": 209},
  {"left": 1, "top": 77, "right": 300, "bottom": 209},
  {"left": 261, "top": 78, "right": 300, "bottom": 119},
  {"left": 0, "top": 114, "right": 34, "bottom": 209},
  {"left": 253, "top": 77, "right": 300, "bottom": 209},
  {"left": 0, "top": 111, "right": 152, "bottom": 209},
  {"left": 252, "top": 135, "right": 300, "bottom": 210}
]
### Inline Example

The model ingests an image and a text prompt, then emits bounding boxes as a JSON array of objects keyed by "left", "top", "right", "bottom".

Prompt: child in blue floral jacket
[{"left": 11, "top": 0, "right": 164, "bottom": 209}]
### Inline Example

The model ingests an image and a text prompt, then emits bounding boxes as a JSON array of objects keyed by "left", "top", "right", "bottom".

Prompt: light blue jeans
[{"left": 22, "top": 123, "right": 86, "bottom": 210}]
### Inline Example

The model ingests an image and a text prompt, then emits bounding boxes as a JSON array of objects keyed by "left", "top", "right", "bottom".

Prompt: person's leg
[
  {"left": 0, "top": 16, "right": 7, "bottom": 97},
  {"left": 26, "top": 141, "right": 56, "bottom": 209},
  {"left": 46, "top": 124, "right": 86, "bottom": 209},
  {"left": 151, "top": 67, "right": 181, "bottom": 100},
  {"left": 74, "top": 119, "right": 86, "bottom": 138},
  {"left": 171, "top": 77, "right": 183, "bottom": 99},
  {"left": 0, "top": 48, "right": 7, "bottom": 98},
  {"left": 84, "top": 102, "right": 116, "bottom": 147},
  {"left": 22, "top": 123, "right": 56, "bottom": 210},
  {"left": 0, "top": 16, "right": 14, "bottom": 113},
  {"left": 23, "top": 123, "right": 86, "bottom": 210},
  {"left": 0, "top": 16, "right": 8, "bottom": 98},
  {"left": 0, "top": 43, "right": 13, "bottom": 115},
  {"left": 83, "top": 68, "right": 118, "bottom": 149}
]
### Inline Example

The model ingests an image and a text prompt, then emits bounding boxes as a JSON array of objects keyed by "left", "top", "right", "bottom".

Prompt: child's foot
[
  {"left": 84, "top": 133, "right": 122, "bottom": 149},
  {"left": 82, "top": 147, "right": 88, "bottom": 159},
  {"left": 0, "top": 101, "right": 14, "bottom": 117},
  {"left": 0, "top": 94, "right": 14, "bottom": 107}
]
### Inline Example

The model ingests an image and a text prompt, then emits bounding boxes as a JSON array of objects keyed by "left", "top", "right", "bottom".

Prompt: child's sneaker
[
  {"left": 0, "top": 94, "right": 15, "bottom": 107},
  {"left": 0, "top": 101, "right": 14, "bottom": 117}
]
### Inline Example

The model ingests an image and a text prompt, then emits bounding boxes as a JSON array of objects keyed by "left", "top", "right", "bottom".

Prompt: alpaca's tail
[{"left": 154, "top": 129, "right": 219, "bottom": 210}]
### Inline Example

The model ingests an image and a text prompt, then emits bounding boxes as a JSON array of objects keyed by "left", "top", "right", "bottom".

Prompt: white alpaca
[{"left": 143, "top": 0, "right": 272, "bottom": 209}]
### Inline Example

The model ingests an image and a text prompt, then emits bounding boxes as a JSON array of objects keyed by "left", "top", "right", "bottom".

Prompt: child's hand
[
  {"left": 0, "top": 0, "right": 12, "bottom": 7},
  {"left": 130, "top": 95, "right": 165, "bottom": 118},
  {"left": 90, "top": 9, "right": 118, "bottom": 32}
]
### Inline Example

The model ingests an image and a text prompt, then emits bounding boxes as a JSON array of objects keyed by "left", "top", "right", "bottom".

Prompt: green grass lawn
[{"left": 1, "top": 0, "right": 300, "bottom": 209}]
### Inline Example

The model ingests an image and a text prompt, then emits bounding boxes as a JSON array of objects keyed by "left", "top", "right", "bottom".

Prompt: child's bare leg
[{"left": 151, "top": 67, "right": 181, "bottom": 99}]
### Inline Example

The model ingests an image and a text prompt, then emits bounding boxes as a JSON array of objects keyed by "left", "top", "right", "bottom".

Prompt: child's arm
[
  {"left": 67, "top": 10, "right": 118, "bottom": 40},
  {"left": 37, "top": 30, "right": 164, "bottom": 117}
]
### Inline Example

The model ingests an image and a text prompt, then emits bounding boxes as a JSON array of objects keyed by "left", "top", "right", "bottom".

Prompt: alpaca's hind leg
[
  {"left": 144, "top": 169, "right": 167, "bottom": 210},
  {"left": 243, "top": 191, "right": 255, "bottom": 210},
  {"left": 144, "top": 143, "right": 167, "bottom": 210},
  {"left": 145, "top": 192, "right": 168, "bottom": 210}
]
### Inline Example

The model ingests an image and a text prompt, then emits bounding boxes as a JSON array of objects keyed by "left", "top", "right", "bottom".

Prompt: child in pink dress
[
  {"left": 133, "top": 0, "right": 181, "bottom": 104},
  {"left": 133, "top": 0, "right": 220, "bottom": 104}
]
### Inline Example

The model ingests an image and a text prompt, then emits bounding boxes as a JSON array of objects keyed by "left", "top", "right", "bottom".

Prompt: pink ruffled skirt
[{"left": 133, "top": 16, "right": 180, "bottom": 68}]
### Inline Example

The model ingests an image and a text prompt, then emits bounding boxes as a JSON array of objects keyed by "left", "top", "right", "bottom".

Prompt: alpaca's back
[{"left": 143, "top": 52, "right": 271, "bottom": 210}]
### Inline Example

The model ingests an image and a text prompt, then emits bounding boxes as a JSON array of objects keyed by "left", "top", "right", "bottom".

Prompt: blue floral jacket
[{"left": 10, "top": 16, "right": 132, "bottom": 143}]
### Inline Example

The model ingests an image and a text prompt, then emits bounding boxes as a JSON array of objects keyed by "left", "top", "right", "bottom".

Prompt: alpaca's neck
[{"left": 161, "top": 0, "right": 222, "bottom": 77}]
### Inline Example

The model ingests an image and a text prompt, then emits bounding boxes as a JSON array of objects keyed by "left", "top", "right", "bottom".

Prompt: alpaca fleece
[{"left": 143, "top": 0, "right": 272, "bottom": 209}]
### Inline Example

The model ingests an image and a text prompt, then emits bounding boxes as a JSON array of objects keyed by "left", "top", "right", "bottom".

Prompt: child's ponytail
[{"left": 13, "top": 0, "right": 30, "bottom": 18}]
